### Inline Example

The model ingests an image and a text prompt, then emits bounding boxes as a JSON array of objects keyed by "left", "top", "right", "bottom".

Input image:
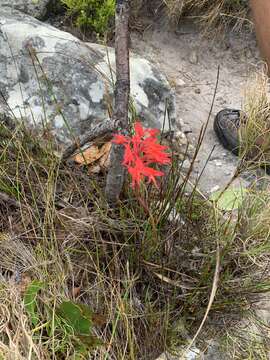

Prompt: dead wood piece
[
  {"left": 105, "top": 0, "right": 131, "bottom": 204},
  {"left": 61, "top": 119, "right": 115, "bottom": 161}
]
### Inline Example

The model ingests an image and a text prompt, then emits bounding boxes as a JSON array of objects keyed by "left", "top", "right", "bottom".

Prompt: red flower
[{"left": 112, "top": 121, "right": 171, "bottom": 188}]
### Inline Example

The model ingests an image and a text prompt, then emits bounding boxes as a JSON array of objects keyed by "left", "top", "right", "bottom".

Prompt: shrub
[
  {"left": 133, "top": 0, "right": 249, "bottom": 31},
  {"left": 60, "top": 0, "right": 115, "bottom": 34},
  {"left": 179, "top": 0, "right": 249, "bottom": 29}
]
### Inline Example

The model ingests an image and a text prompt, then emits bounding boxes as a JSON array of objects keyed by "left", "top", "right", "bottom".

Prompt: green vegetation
[
  {"left": 0, "top": 1, "right": 269, "bottom": 358},
  {"left": 0, "top": 109, "right": 269, "bottom": 358},
  {"left": 239, "top": 73, "right": 270, "bottom": 173},
  {"left": 58, "top": 0, "right": 248, "bottom": 35},
  {"left": 60, "top": 0, "right": 115, "bottom": 34}
]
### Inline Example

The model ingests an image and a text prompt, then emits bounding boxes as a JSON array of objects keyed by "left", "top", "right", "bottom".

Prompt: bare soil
[{"left": 131, "top": 19, "right": 262, "bottom": 194}]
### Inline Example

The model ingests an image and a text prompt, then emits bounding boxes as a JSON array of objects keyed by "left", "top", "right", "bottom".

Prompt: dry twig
[{"left": 105, "top": 0, "right": 131, "bottom": 204}]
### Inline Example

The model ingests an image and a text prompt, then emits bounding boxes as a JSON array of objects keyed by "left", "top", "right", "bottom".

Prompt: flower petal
[
  {"left": 112, "top": 134, "right": 129, "bottom": 144},
  {"left": 134, "top": 122, "right": 145, "bottom": 138}
]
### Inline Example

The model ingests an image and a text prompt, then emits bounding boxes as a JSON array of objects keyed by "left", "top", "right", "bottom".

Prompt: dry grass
[
  {"left": 0, "top": 115, "right": 269, "bottom": 359},
  {"left": 132, "top": 0, "right": 250, "bottom": 31},
  {"left": 165, "top": 0, "right": 249, "bottom": 30},
  {"left": 239, "top": 72, "right": 270, "bottom": 173},
  {"left": 0, "top": 29, "right": 270, "bottom": 357}
]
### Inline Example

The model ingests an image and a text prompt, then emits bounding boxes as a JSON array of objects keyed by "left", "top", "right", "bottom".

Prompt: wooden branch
[{"left": 105, "top": 0, "right": 130, "bottom": 204}]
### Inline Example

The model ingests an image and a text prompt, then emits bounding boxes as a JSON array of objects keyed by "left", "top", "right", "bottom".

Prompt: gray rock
[
  {"left": 0, "top": 7, "right": 176, "bottom": 147},
  {"left": 0, "top": 1, "right": 50, "bottom": 19},
  {"left": 155, "top": 347, "right": 201, "bottom": 360},
  {"left": 156, "top": 342, "right": 226, "bottom": 360},
  {"left": 203, "top": 341, "right": 226, "bottom": 360}
]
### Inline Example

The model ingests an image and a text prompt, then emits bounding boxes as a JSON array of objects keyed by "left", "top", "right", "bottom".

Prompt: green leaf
[
  {"left": 23, "top": 280, "right": 43, "bottom": 326},
  {"left": 56, "top": 301, "right": 93, "bottom": 335},
  {"left": 55, "top": 301, "right": 103, "bottom": 353},
  {"left": 75, "top": 334, "right": 103, "bottom": 351},
  {"left": 210, "top": 187, "right": 247, "bottom": 211}
]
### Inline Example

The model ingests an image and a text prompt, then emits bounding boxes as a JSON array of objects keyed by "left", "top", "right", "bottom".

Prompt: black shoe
[
  {"left": 214, "top": 108, "right": 270, "bottom": 175},
  {"left": 213, "top": 108, "right": 245, "bottom": 156}
]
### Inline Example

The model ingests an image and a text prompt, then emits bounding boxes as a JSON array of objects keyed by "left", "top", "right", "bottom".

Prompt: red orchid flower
[{"left": 112, "top": 121, "right": 171, "bottom": 188}]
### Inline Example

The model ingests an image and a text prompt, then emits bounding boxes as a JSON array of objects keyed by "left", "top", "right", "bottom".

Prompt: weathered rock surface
[
  {"left": 155, "top": 341, "right": 226, "bottom": 360},
  {"left": 0, "top": 7, "right": 176, "bottom": 147},
  {"left": 0, "top": 1, "right": 50, "bottom": 19}
]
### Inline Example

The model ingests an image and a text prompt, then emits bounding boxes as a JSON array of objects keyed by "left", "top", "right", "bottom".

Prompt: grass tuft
[
  {"left": 132, "top": 0, "right": 250, "bottom": 32},
  {"left": 239, "top": 72, "right": 270, "bottom": 174},
  {"left": 0, "top": 112, "right": 269, "bottom": 358}
]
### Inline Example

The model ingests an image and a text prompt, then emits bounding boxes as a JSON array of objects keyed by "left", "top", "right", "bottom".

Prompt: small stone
[
  {"left": 175, "top": 118, "right": 184, "bottom": 130},
  {"left": 155, "top": 347, "right": 201, "bottom": 360},
  {"left": 182, "top": 159, "right": 191, "bottom": 170},
  {"left": 175, "top": 130, "right": 188, "bottom": 143},
  {"left": 189, "top": 50, "right": 199, "bottom": 65},
  {"left": 194, "top": 88, "right": 201, "bottom": 94},
  {"left": 176, "top": 78, "right": 186, "bottom": 86}
]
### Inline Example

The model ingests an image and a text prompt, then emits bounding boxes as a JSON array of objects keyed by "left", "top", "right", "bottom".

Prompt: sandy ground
[{"left": 131, "top": 19, "right": 262, "bottom": 194}]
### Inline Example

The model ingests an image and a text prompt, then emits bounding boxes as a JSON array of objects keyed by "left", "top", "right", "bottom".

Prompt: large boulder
[
  {"left": 0, "top": 7, "right": 176, "bottom": 147},
  {"left": 0, "top": 1, "right": 50, "bottom": 19}
]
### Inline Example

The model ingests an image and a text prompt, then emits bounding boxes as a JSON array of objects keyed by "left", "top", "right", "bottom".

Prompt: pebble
[
  {"left": 175, "top": 117, "right": 184, "bottom": 130},
  {"left": 177, "top": 78, "right": 186, "bottom": 86},
  {"left": 155, "top": 347, "right": 201, "bottom": 360},
  {"left": 189, "top": 50, "right": 199, "bottom": 65},
  {"left": 182, "top": 159, "right": 191, "bottom": 170},
  {"left": 175, "top": 130, "right": 187, "bottom": 141}
]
